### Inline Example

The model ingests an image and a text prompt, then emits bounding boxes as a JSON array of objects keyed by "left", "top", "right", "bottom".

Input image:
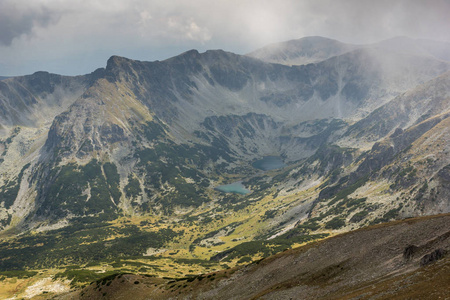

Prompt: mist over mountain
[
  {"left": 247, "top": 36, "right": 359, "bottom": 65},
  {"left": 249, "top": 36, "right": 450, "bottom": 66},
  {"left": 372, "top": 36, "right": 450, "bottom": 62},
  {"left": 0, "top": 36, "right": 449, "bottom": 299}
]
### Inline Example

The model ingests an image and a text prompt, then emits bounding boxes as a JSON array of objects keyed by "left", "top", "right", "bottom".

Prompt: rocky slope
[{"left": 64, "top": 213, "right": 450, "bottom": 300}]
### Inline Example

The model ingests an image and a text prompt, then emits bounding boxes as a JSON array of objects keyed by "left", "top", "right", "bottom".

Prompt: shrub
[
  {"left": 325, "top": 217, "right": 346, "bottom": 229},
  {"left": 350, "top": 211, "right": 368, "bottom": 223}
]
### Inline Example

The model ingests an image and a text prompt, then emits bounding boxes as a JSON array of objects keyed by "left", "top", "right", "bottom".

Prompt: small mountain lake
[
  {"left": 252, "top": 156, "right": 286, "bottom": 171},
  {"left": 214, "top": 182, "right": 251, "bottom": 195},
  {"left": 214, "top": 156, "right": 287, "bottom": 194}
]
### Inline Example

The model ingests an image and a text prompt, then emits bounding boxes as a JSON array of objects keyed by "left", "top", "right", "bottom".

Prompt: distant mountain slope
[
  {"left": 247, "top": 36, "right": 359, "bottom": 65},
  {"left": 227, "top": 70, "right": 450, "bottom": 242},
  {"left": 0, "top": 71, "right": 94, "bottom": 129},
  {"left": 248, "top": 36, "right": 450, "bottom": 66},
  {"left": 1, "top": 38, "right": 450, "bottom": 231},
  {"left": 103, "top": 47, "right": 450, "bottom": 133},
  {"left": 341, "top": 71, "right": 450, "bottom": 145},
  {"left": 68, "top": 213, "right": 450, "bottom": 300}
]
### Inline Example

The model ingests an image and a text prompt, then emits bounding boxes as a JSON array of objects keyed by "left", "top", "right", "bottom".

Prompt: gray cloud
[
  {"left": 0, "top": 1, "right": 62, "bottom": 46},
  {"left": 0, "top": 0, "right": 449, "bottom": 76}
]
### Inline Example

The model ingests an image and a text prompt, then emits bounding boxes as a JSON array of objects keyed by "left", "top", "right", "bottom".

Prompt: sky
[{"left": 1, "top": 0, "right": 449, "bottom": 76}]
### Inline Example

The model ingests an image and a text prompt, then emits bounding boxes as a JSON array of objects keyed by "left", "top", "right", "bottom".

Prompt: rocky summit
[{"left": 0, "top": 36, "right": 449, "bottom": 299}]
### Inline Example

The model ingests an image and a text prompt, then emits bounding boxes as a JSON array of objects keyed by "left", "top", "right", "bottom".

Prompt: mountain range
[{"left": 0, "top": 36, "right": 449, "bottom": 299}]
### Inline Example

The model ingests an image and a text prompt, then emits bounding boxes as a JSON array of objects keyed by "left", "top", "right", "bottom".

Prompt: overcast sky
[{"left": 1, "top": 0, "right": 449, "bottom": 76}]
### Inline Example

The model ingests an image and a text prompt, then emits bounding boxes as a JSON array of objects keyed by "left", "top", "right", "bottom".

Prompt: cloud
[
  {"left": 3, "top": 0, "right": 449, "bottom": 48},
  {"left": 166, "top": 17, "right": 211, "bottom": 42},
  {"left": 295, "top": 0, "right": 450, "bottom": 44},
  {"left": 0, "top": 0, "right": 62, "bottom": 46},
  {"left": 1, "top": 0, "right": 449, "bottom": 75}
]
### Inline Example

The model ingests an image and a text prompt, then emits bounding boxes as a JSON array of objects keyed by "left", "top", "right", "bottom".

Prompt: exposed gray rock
[{"left": 420, "top": 248, "right": 446, "bottom": 266}]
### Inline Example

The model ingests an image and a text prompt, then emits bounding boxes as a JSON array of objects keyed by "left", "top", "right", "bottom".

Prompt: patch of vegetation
[
  {"left": 103, "top": 162, "right": 121, "bottom": 202},
  {"left": 297, "top": 220, "right": 321, "bottom": 231},
  {"left": 0, "top": 163, "right": 30, "bottom": 209},
  {"left": 55, "top": 269, "right": 118, "bottom": 287},
  {"left": 37, "top": 159, "right": 118, "bottom": 220},
  {"left": 371, "top": 207, "right": 401, "bottom": 225},
  {"left": 133, "top": 141, "right": 225, "bottom": 210},
  {"left": 262, "top": 209, "right": 278, "bottom": 220},
  {"left": 322, "top": 197, "right": 366, "bottom": 218},
  {"left": 140, "top": 121, "right": 166, "bottom": 141},
  {"left": 346, "top": 197, "right": 367, "bottom": 208},
  {"left": 414, "top": 181, "right": 429, "bottom": 201},
  {"left": 333, "top": 176, "right": 369, "bottom": 201},
  {"left": 390, "top": 164, "right": 418, "bottom": 189},
  {"left": 321, "top": 202, "right": 347, "bottom": 219},
  {"left": 211, "top": 233, "right": 328, "bottom": 262},
  {"left": 4, "top": 127, "right": 20, "bottom": 145},
  {"left": 276, "top": 220, "right": 322, "bottom": 240},
  {"left": 309, "top": 144, "right": 355, "bottom": 175},
  {"left": 325, "top": 217, "right": 346, "bottom": 229},
  {"left": 237, "top": 256, "right": 252, "bottom": 264},
  {"left": 0, "top": 222, "right": 179, "bottom": 271},
  {"left": 125, "top": 174, "right": 141, "bottom": 199},
  {"left": 350, "top": 210, "right": 369, "bottom": 223},
  {"left": 0, "top": 270, "right": 38, "bottom": 279}
]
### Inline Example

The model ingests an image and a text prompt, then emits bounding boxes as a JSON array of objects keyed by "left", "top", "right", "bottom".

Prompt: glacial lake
[
  {"left": 214, "top": 182, "right": 251, "bottom": 195},
  {"left": 215, "top": 156, "right": 286, "bottom": 194},
  {"left": 252, "top": 156, "right": 286, "bottom": 171}
]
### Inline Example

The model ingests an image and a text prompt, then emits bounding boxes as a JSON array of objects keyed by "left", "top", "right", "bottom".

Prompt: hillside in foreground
[{"left": 61, "top": 213, "right": 450, "bottom": 299}]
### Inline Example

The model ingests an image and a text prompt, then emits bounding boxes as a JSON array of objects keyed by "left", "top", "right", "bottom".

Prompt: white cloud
[{"left": 166, "top": 17, "right": 211, "bottom": 42}]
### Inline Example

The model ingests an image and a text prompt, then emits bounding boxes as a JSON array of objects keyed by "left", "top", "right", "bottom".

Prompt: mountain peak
[
  {"left": 31, "top": 71, "right": 50, "bottom": 76},
  {"left": 180, "top": 49, "right": 200, "bottom": 57},
  {"left": 166, "top": 49, "right": 237, "bottom": 62},
  {"left": 106, "top": 55, "right": 133, "bottom": 71}
]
